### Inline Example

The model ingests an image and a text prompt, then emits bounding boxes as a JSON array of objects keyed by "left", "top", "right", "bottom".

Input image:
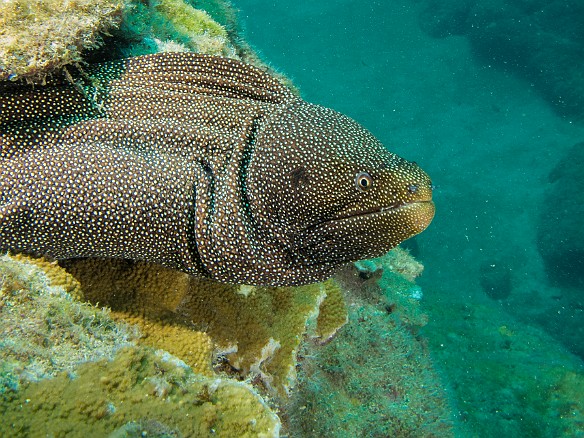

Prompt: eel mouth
[
  {"left": 307, "top": 199, "right": 435, "bottom": 232},
  {"left": 355, "top": 199, "right": 432, "bottom": 216},
  {"left": 335, "top": 199, "right": 435, "bottom": 222},
  {"left": 299, "top": 199, "right": 435, "bottom": 266}
]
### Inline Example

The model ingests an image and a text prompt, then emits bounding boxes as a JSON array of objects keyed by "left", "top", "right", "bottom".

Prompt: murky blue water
[{"left": 236, "top": 0, "right": 584, "bottom": 436}]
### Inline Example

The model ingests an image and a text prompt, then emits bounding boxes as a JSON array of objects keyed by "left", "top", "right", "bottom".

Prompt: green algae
[
  {"left": 0, "top": 255, "right": 137, "bottom": 393},
  {"left": 285, "top": 249, "right": 454, "bottom": 437}
]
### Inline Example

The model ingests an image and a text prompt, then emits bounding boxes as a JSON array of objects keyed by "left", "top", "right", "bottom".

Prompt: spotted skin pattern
[{"left": 0, "top": 53, "right": 434, "bottom": 286}]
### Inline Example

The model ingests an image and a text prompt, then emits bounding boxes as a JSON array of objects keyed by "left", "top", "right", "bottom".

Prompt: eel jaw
[{"left": 298, "top": 200, "right": 435, "bottom": 267}]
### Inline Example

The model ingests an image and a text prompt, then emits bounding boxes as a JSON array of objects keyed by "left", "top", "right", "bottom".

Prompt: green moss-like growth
[
  {"left": 0, "top": 346, "right": 281, "bottom": 437},
  {"left": 287, "top": 304, "right": 453, "bottom": 437},
  {"left": 0, "top": 0, "right": 123, "bottom": 82},
  {"left": 286, "top": 249, "right": 453, "bottom": 436},
  {"left": 0, "top": 255, "right": 137, "bottom": 393},
  {"left": 116, "top": 0, "right": 235, "bottom": 58}
]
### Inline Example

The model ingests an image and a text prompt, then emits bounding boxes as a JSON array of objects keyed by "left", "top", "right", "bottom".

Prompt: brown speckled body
[{"left": 0, "top": 53, "right": 434, "bottom": 286}]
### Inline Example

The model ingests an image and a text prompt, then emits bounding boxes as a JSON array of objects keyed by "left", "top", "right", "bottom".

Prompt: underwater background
[
  {"left": 235, "top": 0, "right": 584, "bottom": 436},
  {"left": 0, "top": 0, "right": 583, "bottom": 436}
]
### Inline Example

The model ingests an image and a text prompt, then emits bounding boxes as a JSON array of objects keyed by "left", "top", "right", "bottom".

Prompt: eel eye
[{"left": 355, "top": 172, "right": 373, "bottom": 191}]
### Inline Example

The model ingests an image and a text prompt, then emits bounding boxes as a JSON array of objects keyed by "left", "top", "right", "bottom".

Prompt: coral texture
[
  {"left": 11, "top": 253, "right": 84, "bottom": 301},
  {"left": 0, "top": 346, "right": 281, "bottom": 437},
  {"left": 0, "top": 0, "right": 123, "bottom": 82},
  {"left": 62, "top": 258, "right": 347, "bottom": 397},
  {"left": 0, "top": 255, "right": 137, "bottom": 393}
]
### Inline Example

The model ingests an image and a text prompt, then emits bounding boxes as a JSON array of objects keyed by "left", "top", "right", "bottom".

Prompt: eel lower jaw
[{"left": 305, "top": 199, "right": 435, "bottom": 233}]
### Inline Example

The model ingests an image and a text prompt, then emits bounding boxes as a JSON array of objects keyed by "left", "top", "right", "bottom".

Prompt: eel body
[{"left": 0, "top": 53, "right": 434, "bottom": 286}]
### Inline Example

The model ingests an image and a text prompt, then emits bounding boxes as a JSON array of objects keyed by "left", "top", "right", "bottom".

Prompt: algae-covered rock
[
  {"left": 286, "top": 249, "right": 453, "bottom": 436},
  {"left": 0, "top": 255, "right": 137, "bottom": 393},
  {"left": 117, "top": 0, "right": 236, "bottom": 58},
  {"left": 0, "top": 0, "right": 124, "bottom": 82},
  {"left": 0, "top": 0, "right": 242, "bottom": 82},
  {"left": 353, "top": 247, "right": 428, "bottom": 327},
  {"left": 288, "top": 305, "right": 453, "bottom": 437}
]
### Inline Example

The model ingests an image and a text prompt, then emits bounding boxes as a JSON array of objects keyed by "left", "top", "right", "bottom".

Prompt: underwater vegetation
[
  {"left": 417, "top": 0, "right": 584, "bottom": 118},
  {"left": 0, "top": 255, "right": 281, "bottom": 437},
  {"left": 0, "top": 0, "right": 124, "bottom": 82},
  {"left": 0, "top": 247, "right": 445, "bottom": 436},
  {"left": 287, "top": 249, "right": 453, "bottom": 436},
  {"left": 9, "top": 0, "right": 579, "bottom": 436}
]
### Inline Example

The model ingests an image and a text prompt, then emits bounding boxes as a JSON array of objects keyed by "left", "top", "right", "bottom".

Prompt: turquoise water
[
  {"left": 235, "top": 1, "right": 584, "bottom": 436},
  {"left": 1, "top": 0, "right": 583, "bottom": 435}
]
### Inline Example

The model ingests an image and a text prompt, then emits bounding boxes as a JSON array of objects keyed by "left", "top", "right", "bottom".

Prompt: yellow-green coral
[
  {"left": 121, "top": 314, "right": 214, "bottom": 376},
  {"left": 313, "top": 280, "right": 348, "bottom": 343},
  {"left": 61, "top": 259, "right": 190, "bottom": 315},
  {"left": 0, "top": 0, "right": 123, "bottom": 82},
  {"left": 62, "top": 258, "right": 347, "bottom": 398},
  {"left": 0, "top": 346, "right": 281, "bottom": 437},
  {"left": 11, "top": 253, "right": 84, "bottom": 300},
  {"left": 177, "top": 279, "right": 339, "bottom": 397}
]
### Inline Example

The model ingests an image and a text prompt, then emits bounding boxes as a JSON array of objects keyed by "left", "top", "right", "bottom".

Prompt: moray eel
[{"left": 0, "top": 53, "right": 434, "bottom": 286}]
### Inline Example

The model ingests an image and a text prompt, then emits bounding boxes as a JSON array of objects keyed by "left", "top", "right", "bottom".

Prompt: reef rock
[
  {"left": 417, "top": 0, "right": 584, "bottom": 117},
  {"left": 537, "top": 141, "right": 584, "bottom": 287}
]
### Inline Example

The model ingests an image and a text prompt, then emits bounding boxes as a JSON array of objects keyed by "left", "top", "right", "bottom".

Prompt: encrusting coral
[
  {"left": 0, "top": 255, "right": 281, "bottom": 437},
  {"left": 61, "top": 258, "right": 348, "bottom": 397},
  {"left": 0, "top": 346, "right": 281, "bottom": 437}
]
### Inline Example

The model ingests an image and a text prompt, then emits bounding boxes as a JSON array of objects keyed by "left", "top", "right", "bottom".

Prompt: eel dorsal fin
[
  {"left": 90, "top": 53, "right": 297, "bottom": 109},
  {"left": 1, "top": 53, "right": 295, "bottom": 157}
]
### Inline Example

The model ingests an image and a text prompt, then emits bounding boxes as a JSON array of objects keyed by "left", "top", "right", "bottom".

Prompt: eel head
[{"left": 246, "top": 101, "right": 435, "bottom": 274}]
